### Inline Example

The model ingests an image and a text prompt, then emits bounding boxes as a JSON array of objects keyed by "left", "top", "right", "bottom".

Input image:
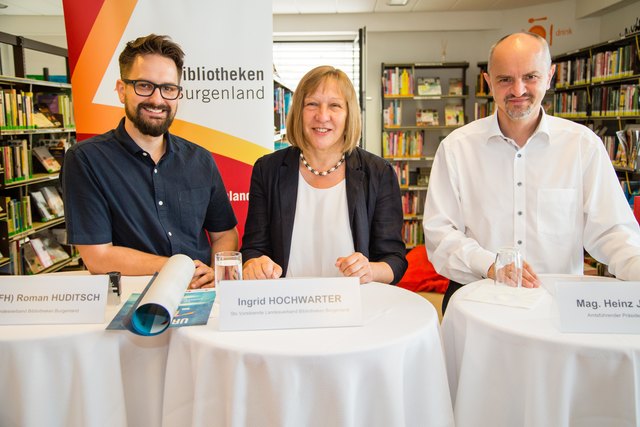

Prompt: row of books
[
  {"left": 2, "top": 141, "right": 62, "bottom": 183},
  {"left": 555, "top": 57, "right": 591, "bottom": 88},
  {"left": 401, "top": 191, "right": 426, "bottom": 216},
  {"left": 383, "top": 68, "right": 413, "bottom": 95},
  {"left": 553, "top": 90, "right": 588, "bottom": 118},
  {"left": 591, "top": 45, "right": 638, "bottom": 83},
  {"left": 383, "top": 100, "right": 402, "bottom": 126},
  {"left": 591, "top": 84, "right": 640, "bottom": 117},
  {"left": 383, "top": 68, "right": 464, "bottom": 97},
  {"left": 382, "top": 130, "right": 425, "bottom": 157},
  {"left": 555, "top": 44, "right": 637, "bottom": 88},
  {"left": 273, "top": 86, "right": 292, "bottom": 134},
  {"left": 5, "top": 195, "right": 32, "bottom": 236},
  {"left": 1, "top": 89, "right": 74, "bottom": 130},
  {"left": 4, "top": 186, "right": 64, "bottom": 236},
  {"left": 10, "top": 229, "right": 72, "bottom": 275},
  {"left": 384, "top": 103, "right": 465, "bottom": 128},
  {"left": 401, "top": 220, "right": 424, "bottom": 247},
  {"left": 392, "top": 161, "right": 410, "bottom": 187}
]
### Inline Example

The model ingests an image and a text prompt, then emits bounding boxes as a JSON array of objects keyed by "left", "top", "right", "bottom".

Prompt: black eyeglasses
[{"left": 122, "top": 79, "right": 182, "bottom": 100}]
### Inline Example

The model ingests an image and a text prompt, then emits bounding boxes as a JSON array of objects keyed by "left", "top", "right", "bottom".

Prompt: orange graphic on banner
[{"left": 71, "top": 0, "right": 267, "bottom": 165}]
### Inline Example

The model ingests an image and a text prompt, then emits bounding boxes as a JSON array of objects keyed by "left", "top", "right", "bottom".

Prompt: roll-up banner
[{"left": 62, "top": 0, "right": 274, "bottom": 238}]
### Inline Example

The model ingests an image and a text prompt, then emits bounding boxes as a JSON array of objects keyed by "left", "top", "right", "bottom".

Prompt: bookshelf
[
  {"left": 381, "top": 62, "right": 469, "bottom": 248},
  {"left": 551, "top": 33, "right": 640, "bottom": 182},
  {"left": 0, "top": 33, "right": 79, "bottom": 275},
  {"left": 274, "top": 76, "right": 293, "bottom": 150}
]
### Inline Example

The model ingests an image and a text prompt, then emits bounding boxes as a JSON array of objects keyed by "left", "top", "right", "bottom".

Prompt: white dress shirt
[
  {"left": 287, "top": 173, "right": 355, "bottom": 278},
  {"left": 423, "top": 110, "right": 640, "bottom": 284}
]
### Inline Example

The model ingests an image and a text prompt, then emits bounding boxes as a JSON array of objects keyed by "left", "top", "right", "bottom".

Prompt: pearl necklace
[{"left": 299, "top": 152, "right": 346, "bottom": 176}]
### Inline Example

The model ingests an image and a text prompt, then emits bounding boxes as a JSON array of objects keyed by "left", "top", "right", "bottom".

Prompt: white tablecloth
[
  {"left": 162, "top": 282, "right": 454, "bottom": 427},
  {"left": 0, "top": 276, "right": 168, "bottom": 427},
  {"left": 442, "top": 276, "right": 640, "bottom": 427}
]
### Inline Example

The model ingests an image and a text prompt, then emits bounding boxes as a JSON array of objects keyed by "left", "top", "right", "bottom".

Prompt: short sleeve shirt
[{"left": 61, "top": 118, "right": 237, "bottom": 265}]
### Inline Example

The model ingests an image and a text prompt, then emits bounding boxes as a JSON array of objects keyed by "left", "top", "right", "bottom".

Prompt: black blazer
[{"left": 241, "top": 146, "right": 408, "bottom": 284}]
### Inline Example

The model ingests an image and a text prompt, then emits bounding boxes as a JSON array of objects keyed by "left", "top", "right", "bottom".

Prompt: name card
[
  {"left": 0, "top": 275, "right": 108, "bottom": 325},
  {"left": 556, "top": 281, "right": 640, "bottom": 334},
  {"left": 217, "top": 277, "right": 362, "bottom": 331}
]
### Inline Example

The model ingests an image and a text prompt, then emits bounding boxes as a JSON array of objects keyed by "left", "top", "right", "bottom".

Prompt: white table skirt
[
  {"left": 0, "top": 276, "right": 168, "bottom": 427},
  {"left": 442, "top": 276, "right": 640, "bottom": 427},
  {"left": 162, "top": 282, "right": 454, "bottom": 427}
]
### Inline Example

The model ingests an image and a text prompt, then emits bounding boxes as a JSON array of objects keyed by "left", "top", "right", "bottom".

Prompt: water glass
[
  {"left": 494, "top": 247, "right": 523, "bottom": 288},
  {"left": 214, "top": 251, "right": 243, "bottom": 287}
]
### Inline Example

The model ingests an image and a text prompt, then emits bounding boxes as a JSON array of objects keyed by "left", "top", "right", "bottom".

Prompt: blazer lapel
[
  {"left": 346, "top": 150, "right": 365, "bottom": 247},
  {"left": 278, "top": 148, "right": 300, "bottom": 273}
]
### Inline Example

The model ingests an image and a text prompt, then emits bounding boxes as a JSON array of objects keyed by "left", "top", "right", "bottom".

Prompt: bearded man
[{"left": 62, "top": 34, "right": 238, "bottom": 288}]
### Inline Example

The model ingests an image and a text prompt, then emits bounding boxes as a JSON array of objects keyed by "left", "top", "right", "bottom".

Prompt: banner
[{"left": 61, "top": 0, "right": 274, "bottom": 238}]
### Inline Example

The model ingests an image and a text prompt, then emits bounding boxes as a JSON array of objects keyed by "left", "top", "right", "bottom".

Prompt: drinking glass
[
  {"left": 494, "top": 247, "right": 523, "bottom": 287},
  {"left": 214, "top": 251, "right": 243, "bottom": 287}
]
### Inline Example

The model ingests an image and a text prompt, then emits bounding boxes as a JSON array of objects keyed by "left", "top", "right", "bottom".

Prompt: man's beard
[
  {"left": 504, "top": 95, "right": 534, "bottom": 120},
  {"left": 125, "top": 101, "right": 175, "bottom": 137}
]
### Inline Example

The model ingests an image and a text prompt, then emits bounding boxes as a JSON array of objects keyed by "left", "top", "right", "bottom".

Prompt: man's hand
[
  {"left": 189, "top": 259, "right": 215, "bottom": 289},
  {"left": 486, "top": 260, "right": 540, "bottom": 288},
  {"left": 243, "top": 255, "right": 283, "bottom": 280}
]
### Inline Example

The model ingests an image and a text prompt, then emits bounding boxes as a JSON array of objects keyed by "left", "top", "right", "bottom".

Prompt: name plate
[
  {"left": 556, "top": 281, "right": 640, "bottom": 334},
  {"left": 217, "top": 277, "right": 362, "bottom": 331},
  {"left": 0, "top": 275, "right": 108, "bottom": 325}
]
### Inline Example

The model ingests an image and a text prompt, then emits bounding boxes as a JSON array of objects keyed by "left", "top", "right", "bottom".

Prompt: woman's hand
[
  {"left": 243, "top": 255, "right": 283, "bottom": 280},
  {"left": 189, "top": 259, "right": 215, "bottom": 289},
  {"left": 336, "top": 252, "right": 374, "bottom": 284}
]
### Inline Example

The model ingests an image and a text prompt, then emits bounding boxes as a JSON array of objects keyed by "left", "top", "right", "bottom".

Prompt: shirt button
[
  {"left": 168, "top": 232, "right": 173, "bottom": 237},
  {"left": 517, "top": 240, "right": 522, "bottom": 245},
  {"left": 158, "top": 201, "right": 164, "bottom": 206},
  {"left": 518, "top": 211, "right": 523, "bottom": 215},
  {"left": 143, "top": 152, "right": 148, "bottom": 157},
  {"left": 517, "top": 182, "right": 522, "bottom": 186},
  {"left": 517, "top": 153, "right": 522, "bottom": 158},
  {"left": 154, "top": 168, "right": 158, "bottom": 174}
]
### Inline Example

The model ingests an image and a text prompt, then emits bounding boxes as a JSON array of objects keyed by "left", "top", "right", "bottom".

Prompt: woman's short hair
[{"left": 286, "top": 66, "right": 362, "bottom": 154}]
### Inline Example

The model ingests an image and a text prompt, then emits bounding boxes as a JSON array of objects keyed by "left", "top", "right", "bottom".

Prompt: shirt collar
[{"left": 486, "top": 107, "right": 551, "bottom": 146}]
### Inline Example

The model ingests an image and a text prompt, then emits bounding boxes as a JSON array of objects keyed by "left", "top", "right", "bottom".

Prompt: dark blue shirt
[{"left": 61, "top": 118, "right": 237, "bottom": 265}]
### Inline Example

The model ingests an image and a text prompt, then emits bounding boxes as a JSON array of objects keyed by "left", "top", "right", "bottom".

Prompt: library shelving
[
  {"left": 551, "top": 32, "right": 640, "bottom": 175},
  {"left": 273, "top": 76, "right": 293, "bottom": 150},
  {"left": 0, "top": 32, "right": 79, "bottom": 275},
  {"left": 381, "top": 61, "right": 469, "bottom": 248}
]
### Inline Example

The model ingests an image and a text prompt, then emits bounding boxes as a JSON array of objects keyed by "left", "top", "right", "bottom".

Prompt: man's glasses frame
[{"left": 122, "top": 79, "right": 183, "bottom": 100}]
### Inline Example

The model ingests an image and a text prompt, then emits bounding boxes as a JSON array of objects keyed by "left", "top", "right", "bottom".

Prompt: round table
[
  {"left": 441, "top": 276, "right": 640, "bottom": 427},
  {"left": 161, "top": 282, "right": 454, "bottom": 427},
  {"left": 0, "top": 276, "right": 168, "bottom": 427}
]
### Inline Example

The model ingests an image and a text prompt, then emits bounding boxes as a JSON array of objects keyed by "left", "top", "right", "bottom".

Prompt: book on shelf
[
  {"left": 2, "top": 139, "right": 31, "bottom": 183},
  {"left": 416, "top": 109, "right": 439, "bottom": 126},
  {"left": 37, "top": 229, "right": 70, "bottom": 264},
  {"left": 40, "top": 186, "right": 64, "bottom": 217},
  {"left": 448, "top": 78, "right": 463, "bottom": 95},
  {"left": 23, "top": 237, "right": 53, "bottom": 273},
  {"left": 417, "top": 77, "right": 442, "bottom": 96},
  {"left": 30, "top": 190, "right": 56, "bottom": 221},
  {"left": 5, "top": 195, "right": 33, "bottom": 236},
  {"left": 32, "top": 146, "right": 62, "bottom": 173},
  {"left": 383, "top": 67, "right": 413, "bottom": 95},
  {"left": 444, "top": 104, "right": 465, "bottom": 126},
  {"left": 383, "top": 100, "right": 402, "bottom": 127}
]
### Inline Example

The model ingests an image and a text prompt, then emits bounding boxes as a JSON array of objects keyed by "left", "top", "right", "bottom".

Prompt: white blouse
[{"left": 287, "top": 172, "right": 355, "bottom": 278}]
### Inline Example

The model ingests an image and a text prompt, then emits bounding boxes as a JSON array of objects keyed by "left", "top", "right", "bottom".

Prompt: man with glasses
[{"left": 62, "top": 34, "right": 238, "bottom": 288}]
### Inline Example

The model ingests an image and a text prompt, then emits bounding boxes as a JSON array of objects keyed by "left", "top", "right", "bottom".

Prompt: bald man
[{"left": 423, "top": 32, "right": 640, "bottom": 312}]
